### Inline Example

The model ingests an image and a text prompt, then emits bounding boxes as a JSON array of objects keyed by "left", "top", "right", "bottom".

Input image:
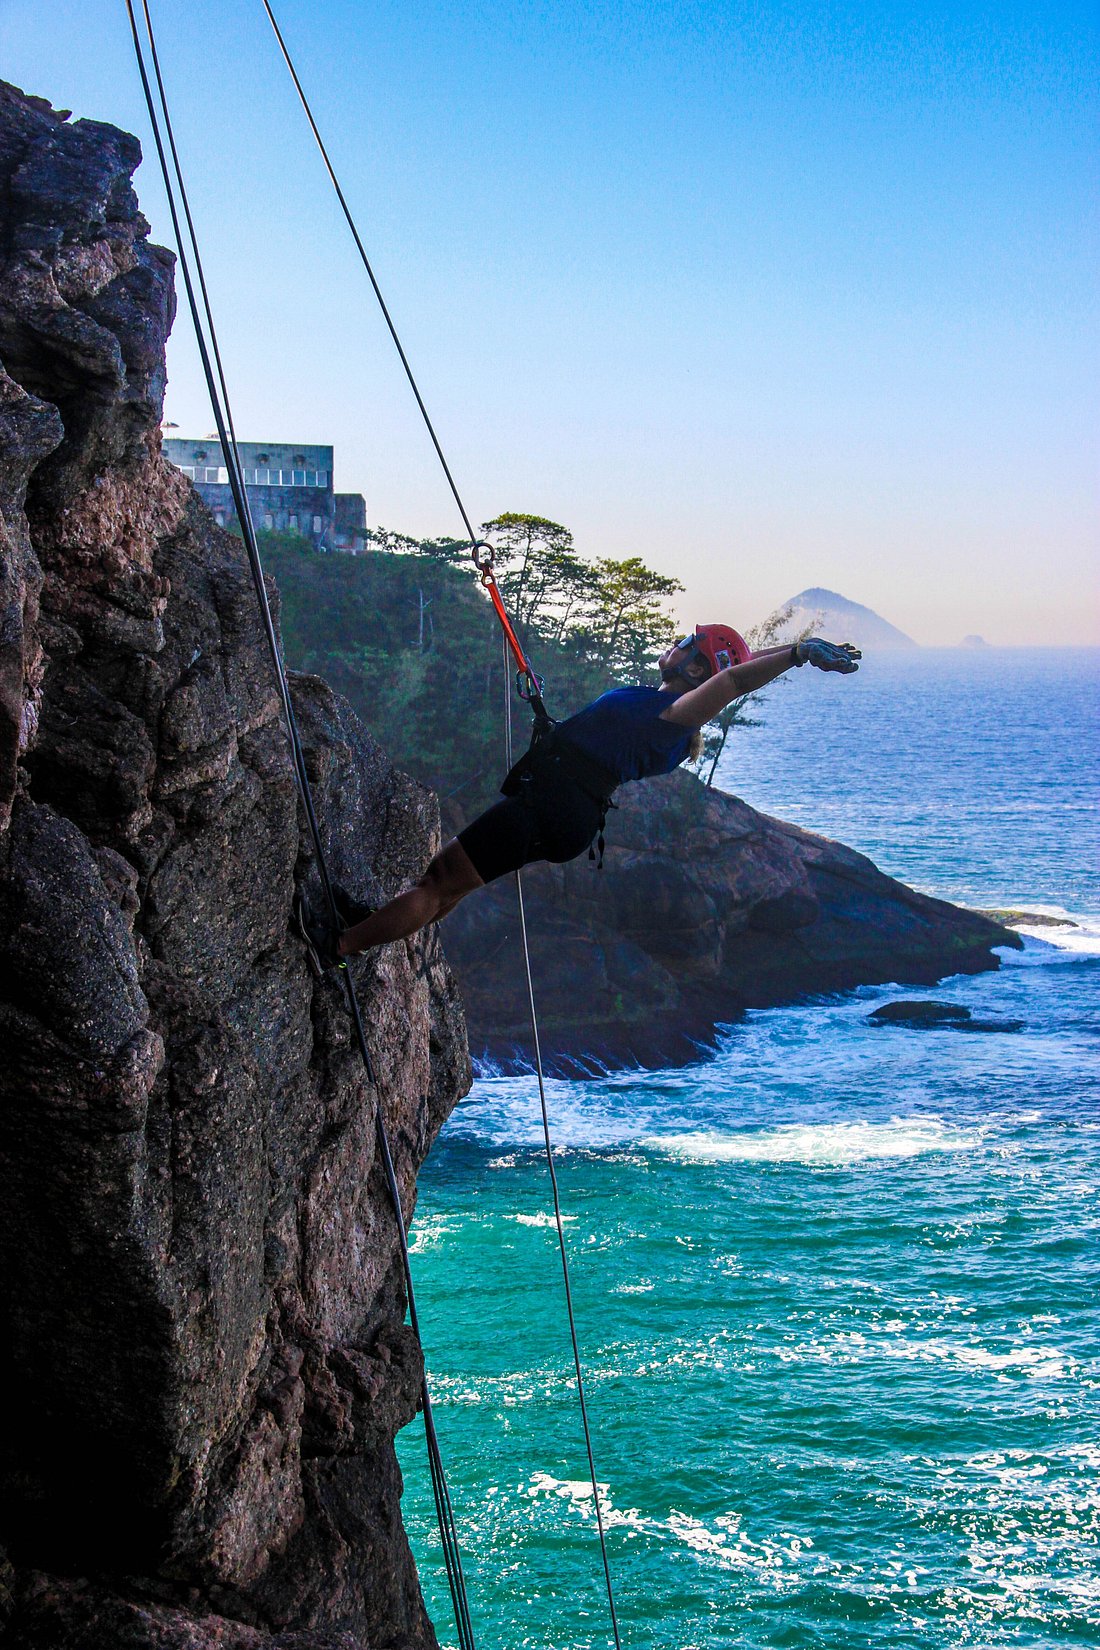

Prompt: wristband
[{"left": 790, "top": 643, "right": 805, "bottom": 668}]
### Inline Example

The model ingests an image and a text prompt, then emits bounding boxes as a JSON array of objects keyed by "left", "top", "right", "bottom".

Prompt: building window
[
  {"left": 214, "top": 511, "right": 225, "bottom": 525},
  {"left": 264, "top": 513, "right": 274, "bottom": 530},
  {"left": 315, "top": 471, "right": 328, "bottom": 487},
  {"left": 292, "top": 469, "right": 306, "bottom": 486},
  {"left": 312, "top": 515, "right": 322, "bottom": 534},
  {"left": 289, "top": 515, "right": 299, "bottom": 531},
  {"left": 180, "top": 465, "right": 196, "bottom": 479},
  {"left": 217, "top": 467, "right": 229, "bottom": 484}
]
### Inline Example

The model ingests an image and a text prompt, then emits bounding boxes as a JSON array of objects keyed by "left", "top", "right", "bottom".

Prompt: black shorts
[{"left": 457, "top": 771, "right": 605, "bottom": 886}]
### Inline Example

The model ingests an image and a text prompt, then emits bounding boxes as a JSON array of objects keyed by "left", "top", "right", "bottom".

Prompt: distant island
[
  {"left": 960, "top": 634, "right": 988, "bottom": 647},
  {"left": 774, "top": 587, "right": 918, "bottom": 649}
]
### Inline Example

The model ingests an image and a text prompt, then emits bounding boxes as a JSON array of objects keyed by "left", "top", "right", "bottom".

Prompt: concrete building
[
  {"left": 162, "top": 435, "right": 366, "bottom": 552},
  {"left": 333, "top": 490, "right": 367, "bottom": 549}
]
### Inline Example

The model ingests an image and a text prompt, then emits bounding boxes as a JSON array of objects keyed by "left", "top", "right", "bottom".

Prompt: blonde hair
[{"left": 687, "top": 728, "right": 704, "bottom": 762}]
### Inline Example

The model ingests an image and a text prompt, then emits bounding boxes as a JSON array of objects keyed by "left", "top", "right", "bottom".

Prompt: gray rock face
[
  {"left": 0, "top": 81, "right": 469, "bottom": 1649},
  {"left": 444, "top": 770, "right": 1020, "bottom": 1070}
]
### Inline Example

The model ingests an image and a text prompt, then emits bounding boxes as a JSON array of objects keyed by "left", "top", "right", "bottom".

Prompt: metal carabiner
[{"left": 471, "top": 538, "right": 495, "bottom": 576}]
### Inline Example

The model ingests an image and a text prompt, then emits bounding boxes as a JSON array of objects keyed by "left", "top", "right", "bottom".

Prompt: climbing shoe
[{"left": 293, "top": 889, "right": 342, "bottom": 977}]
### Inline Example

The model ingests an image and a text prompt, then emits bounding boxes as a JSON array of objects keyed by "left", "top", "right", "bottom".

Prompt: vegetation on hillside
[{"left": 260, "top": 513, "right": 794, "bottom": 821}]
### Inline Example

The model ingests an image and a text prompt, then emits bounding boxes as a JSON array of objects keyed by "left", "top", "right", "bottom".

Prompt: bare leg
[{"left": 338, "top": 839, "right": 483, "bottom": 956}]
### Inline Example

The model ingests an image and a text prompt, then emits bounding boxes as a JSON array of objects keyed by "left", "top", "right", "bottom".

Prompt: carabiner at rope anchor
[
  {"left": 472, "top": 539, "right": 553, "bottom": 727},
  {"left": 471, "top": 538, "right": 495, "bottom": 575}
]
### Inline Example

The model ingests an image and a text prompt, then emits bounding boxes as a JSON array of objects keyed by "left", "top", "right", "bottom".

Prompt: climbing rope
[
  {"left": 261, "top": 0, "right": 624, "bottom": 1628},
  {"left": 122, "top": 6, "right": 475, "bottom": 1645},
  {"left": 503, "top": 646, "right": 624, "bottom": 1649},
  {"left": 257, "top": 0, "right": 551, "bottom": 733}
]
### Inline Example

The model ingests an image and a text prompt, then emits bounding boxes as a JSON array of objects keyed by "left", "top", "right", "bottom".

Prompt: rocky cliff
[
  {"left": 444, "top": 770, "right": 1018, "bottom": 1071},
  {"left": 0, "top": 81, "right": 469, "bottom": 1649}
]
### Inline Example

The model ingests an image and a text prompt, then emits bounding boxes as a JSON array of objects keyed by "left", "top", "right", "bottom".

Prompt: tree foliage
[{"left": 259, "top": 515, "right": 778, "bottom": 820}]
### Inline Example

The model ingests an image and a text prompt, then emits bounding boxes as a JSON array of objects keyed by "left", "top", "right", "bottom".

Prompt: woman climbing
[{"left": 295, "top": 628, "right": 860, "bottom": 973}]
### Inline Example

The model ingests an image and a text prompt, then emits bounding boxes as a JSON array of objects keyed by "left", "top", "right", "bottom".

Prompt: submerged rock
[
  {"left": 0, "top": 81, "right": 468, "bottom": 1648},
  {"left": 869, "top": 1000, "right": 1024, "bottom": 1033},
  {"left": 870, "top": 1000, "right": 974, "bottom": 1025}
]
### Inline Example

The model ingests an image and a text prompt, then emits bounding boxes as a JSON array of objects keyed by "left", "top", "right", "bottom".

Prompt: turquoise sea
[{"left": 398, "top": 648, "right": 1100, "bottom": 1649}]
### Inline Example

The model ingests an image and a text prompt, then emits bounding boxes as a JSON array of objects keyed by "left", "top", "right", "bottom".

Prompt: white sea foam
[
  {"left": 889, "top": 1338, "right": 1073, "bottom": 1380},
  {"left": 771, "top": 1332, "right": 1075, "bottom": 1381},
  {"left": 407, "top": 1214, "right": 465, "bottom": 1252},
  {"left": 645, "top": 1116, "right": 984, "bottom": 1166},
  {"left": 997, "top": 916, "right": 1100, "bottom": 963},
  {"left": 505, "top": 1210, "right": 575, "bottom": 1227},
  {"left": 524, "top": 1473, "right": 834, "bottom": 1584}
]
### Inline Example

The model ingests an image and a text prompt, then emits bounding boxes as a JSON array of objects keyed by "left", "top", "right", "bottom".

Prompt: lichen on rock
[{"left": 0, "top": 80, "right": 468, "bottom": 1650}]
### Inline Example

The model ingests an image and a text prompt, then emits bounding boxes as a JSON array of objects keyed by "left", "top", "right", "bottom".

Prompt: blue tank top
[{"left": 555, "top": 686, "right": 692, "bottom": 785}]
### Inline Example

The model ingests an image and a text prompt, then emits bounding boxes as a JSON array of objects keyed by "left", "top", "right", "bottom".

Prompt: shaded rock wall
[
  {"left": 445, "top": 768, "right": 1018, "bottom": 1070},
  {"left": 0, "top": 82, "right": 469, "bottom": 1649}
]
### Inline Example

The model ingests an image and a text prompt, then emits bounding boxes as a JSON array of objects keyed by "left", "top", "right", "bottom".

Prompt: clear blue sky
[{"left": 3, "top": 0, "right": 1097, "bottom": 643}]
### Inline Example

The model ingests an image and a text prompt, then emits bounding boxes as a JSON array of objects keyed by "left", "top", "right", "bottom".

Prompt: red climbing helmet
[{"left": 678, "top": 623, "right": 752, "bottom": 677}]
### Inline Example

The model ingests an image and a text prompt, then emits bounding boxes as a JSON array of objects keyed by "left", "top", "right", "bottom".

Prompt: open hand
[{"left": 796, "top": 638, "right": 862, "bottom": 673}]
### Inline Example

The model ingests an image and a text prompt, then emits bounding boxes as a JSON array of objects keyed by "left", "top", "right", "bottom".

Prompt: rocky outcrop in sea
[
  {"left": 444, "top": 771, "right": 1019, "bottom": 1071},
  {"left": 0, "top": 81, "right": 468, "bottom": 1648}
]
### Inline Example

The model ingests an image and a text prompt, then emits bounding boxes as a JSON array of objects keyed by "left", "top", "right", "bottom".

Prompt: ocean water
[{"left": 397, "top": 648, "right": 1100, "bottom": 1649}]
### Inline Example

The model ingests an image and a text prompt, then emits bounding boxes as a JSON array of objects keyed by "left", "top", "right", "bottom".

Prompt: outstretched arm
[{"left": 660, "top": 640, "right": 861, "bottom": 729}]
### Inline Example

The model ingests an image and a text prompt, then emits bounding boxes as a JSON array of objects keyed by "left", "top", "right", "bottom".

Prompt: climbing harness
[
  {"left": 501, "top": 729, "right": 617, "bottom": 870},
  {"left": 126, "top": 1, "right": 625, "bottom": 1642},
  {"left": 123, "top": 6, "right": 474, "bottom": 1645}
]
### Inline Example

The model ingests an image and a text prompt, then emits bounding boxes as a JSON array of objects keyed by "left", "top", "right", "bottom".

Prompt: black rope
[
  {"left": 262, "top": 2, "right": 624, "bottom": 1634},
  {"left": 503, "top": 648, "right": 624, "bottom": 1649},
  {"left": 258, "top": 0, "right": 480, "bottom": 549},
  {"left": 256, "top": 0, "right": 554, "bottom": 733},
  {"left": 121, "top": 7, "right": 475, "bottom": 1645}
]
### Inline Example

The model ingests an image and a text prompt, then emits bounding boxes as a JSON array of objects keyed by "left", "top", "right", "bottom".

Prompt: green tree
[
  {"left": 586, "top": 555, "right": 685, "bottom": 679},
  {"left": 258, "top": 519, "right": 696, "bottom": 817},
  {"left": 480, "top": 513, "right": 589, "bottom": 634}
]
